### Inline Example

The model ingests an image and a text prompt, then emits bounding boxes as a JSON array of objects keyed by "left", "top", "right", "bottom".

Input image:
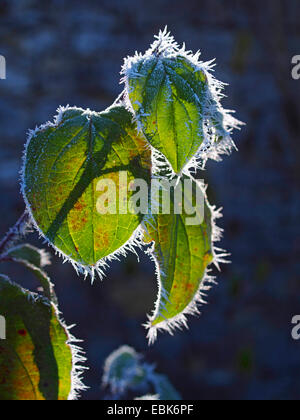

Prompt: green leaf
[
  {"left": 22, "top": 105, "right": 151, "bottom": 276},
  {"left": 125, "top": 54, "right": 207, "bottom": 174},
  {"left": 123, "top": 28, "right": 244, "bottom": 173},
  {"left": 5, "top": 244, "right": 50, "bottom": 268},
  {"left": 0, "top": 275, "right": 80, "bottom": 400},
  {"left": 5, "top": 244, "right": 56, "bottom": 303},
  {"left": 143, "top": 175, "right": 218, "bottom": 343}
]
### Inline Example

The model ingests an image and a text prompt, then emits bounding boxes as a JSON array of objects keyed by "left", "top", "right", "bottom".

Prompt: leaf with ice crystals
[
  {"left": 142, "top": 174, "right": 225, "bottom": 344},
  {"left": 0, "top": 275, "right": 85, "bottom": 400},
  {"left": 102, "top": 345, "right": 152, "bottom": 395},
  {"left": 5, "top": 244, "right": 50, "bottom": 269},
  {"left": 122, "top": 28, "right": 243, "bottom": 174},
  {"left": 5, "top": 244, "right": 56, "bottom": 303},
  {"left": 103, "top": 345, "right": 180, "bottom": 399},
  {"left": 22, "top": 105, "right": 151, "bottom": 279}
]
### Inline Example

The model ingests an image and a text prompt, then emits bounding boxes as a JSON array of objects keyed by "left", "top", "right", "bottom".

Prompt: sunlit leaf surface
[
  {"left": 0, "top": 275, "right": 73, "bottom": 400},
  {"left": 23, "top": 105, "right": 151, "bottom": 270},
  {"left": 126, "top": 54, "right": 207, "bottom": 174},
  {"left": 143, "top": 175, "right": 214, "bottom": 342}
]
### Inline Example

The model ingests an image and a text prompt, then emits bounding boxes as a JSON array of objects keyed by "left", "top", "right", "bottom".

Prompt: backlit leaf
[
  {"left": 123, "top": 28, "right": 243, "bottom": 174},
  {"left": 143, "top": 175, "right": 220, "bottom": 344},
  {"left": 5, "top": 244, "right": 56, "bottom": 303},
  {"left": 125, "top": 54, "right": 207, "bottom": 174},
  {"left": 5, "top": 244, "right": 49, "bottom": 269},
  {"left": 22, "top": 105, "right": 151, "bottom": 276},
  {"left": 0, "top": 275, "right": 82, "bottom": 400}
]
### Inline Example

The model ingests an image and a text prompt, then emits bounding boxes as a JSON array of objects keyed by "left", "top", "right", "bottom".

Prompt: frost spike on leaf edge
[
  {"left": 121, "top": 27, "right": 244, "bottom": 175},
  {"left": 20, "top": 104, "right": 150, "bottom": 282},
  {"left": 142, "top": 178, "right": 229, "bottom": 345},
  {"left": 0, "top": 275, "right": 87, "bottom": 400}
]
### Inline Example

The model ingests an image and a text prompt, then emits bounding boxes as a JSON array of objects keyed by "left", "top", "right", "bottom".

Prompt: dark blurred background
[{"left": 0, "top": 0, "right": 300, "bottom": 400}]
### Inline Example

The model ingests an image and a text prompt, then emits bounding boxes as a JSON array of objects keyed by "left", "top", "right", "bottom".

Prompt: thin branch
[{"left": 0, "top": 211, "right": 31, "bottom": 256}]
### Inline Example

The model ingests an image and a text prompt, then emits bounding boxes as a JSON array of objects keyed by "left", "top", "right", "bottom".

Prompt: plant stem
[{"left": 0, "top": 211, "right": 30, "bottom": 256}]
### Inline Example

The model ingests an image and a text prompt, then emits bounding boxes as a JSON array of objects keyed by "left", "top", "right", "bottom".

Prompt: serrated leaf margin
[
  {"left": 20, "top": 105, "right": 146, "bottom": 282},
  {"left": 142, "top": 178, "right": 229, "bottom": 345},
  {"left": 121, "top": 27, "right": 244, "bottom": 175},
  {"left": 0, "top": 275, "right": 87, "bottom": 400}
]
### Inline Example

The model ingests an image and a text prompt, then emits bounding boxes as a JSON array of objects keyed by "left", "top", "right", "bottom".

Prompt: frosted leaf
[
  {"left": 122, "top": 27, "right": 244, "bottom": 174},
  {"left": 22, "top": 105, "right": 151, "bottom": 281}
]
